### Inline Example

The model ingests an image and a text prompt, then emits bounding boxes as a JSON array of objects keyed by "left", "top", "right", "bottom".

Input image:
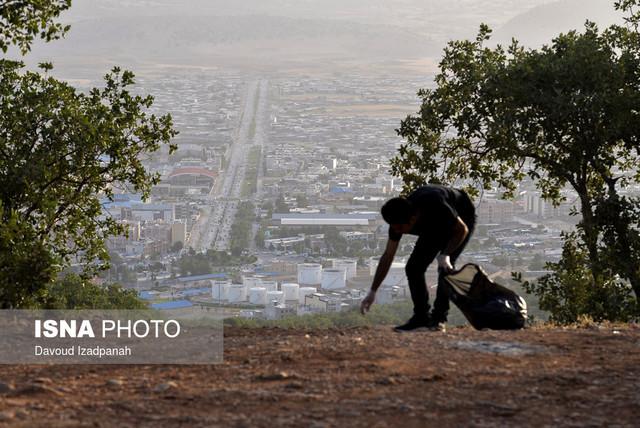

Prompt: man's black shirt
[{"left": 387, "top": 184, "right": 472, "bottom": 242}]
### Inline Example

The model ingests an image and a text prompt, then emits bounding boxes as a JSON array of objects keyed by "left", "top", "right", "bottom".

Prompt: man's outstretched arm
[{"left": 361, "top": 238, "right": 399, "bottom": 314}]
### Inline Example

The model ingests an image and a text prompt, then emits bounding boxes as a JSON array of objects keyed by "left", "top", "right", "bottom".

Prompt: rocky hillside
[{"left": 1, "top": 324, "right": 639, "bottom": 426}]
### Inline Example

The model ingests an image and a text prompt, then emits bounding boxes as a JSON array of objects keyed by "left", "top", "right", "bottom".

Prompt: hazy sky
[{"left": 23, "top": 0, "right": 625, "bottom": 74}]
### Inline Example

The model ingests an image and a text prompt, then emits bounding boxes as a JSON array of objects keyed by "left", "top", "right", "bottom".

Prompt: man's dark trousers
[{"left": 404, "top": 197, "right": 476, "bottom": 321}]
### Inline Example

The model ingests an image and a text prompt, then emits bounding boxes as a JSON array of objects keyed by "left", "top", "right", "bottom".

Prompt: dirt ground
[{"left": 1, "top": 324, "right": 639, "bottom": 427}]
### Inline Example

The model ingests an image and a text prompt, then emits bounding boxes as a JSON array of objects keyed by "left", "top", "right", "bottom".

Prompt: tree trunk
[{"left": 577, "top": 192, "right": 602, "bottom": 281}]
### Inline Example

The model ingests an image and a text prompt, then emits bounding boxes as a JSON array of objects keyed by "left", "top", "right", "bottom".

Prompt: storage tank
[
  {"left": 258, "top": 279, "right": 278, "bottom": 292},
  {"left": 211, "top": 280, "right": 231, "bottom": 301},
  {"left": 227, "top": 284, "right": 247, "bottom": 303},
  {"left": 242, "top": 276, "right": 260, "bottom": 288},
  {"left": 281, "top": 283, "right": 300, "bottom": 301},
  {"left": 297, "top": 263, "right": 322, "bottom": 285},
  {"left": 249, "top": 287, "right": 267, "bottom": 305},
  {"left": 321, "top": 268, "right": 346, "bottom": 290},
  {"left": 298, "top": 287, "right": 317, "bottom": 304},
  {"left": 382, "top": 262, "right": 408, "bottom": 287},
  {"left": 332, "top": 259, "right": 357, "bottom": 279},
  {"left": 266, "top": 290, "right": 285, "bottom": 305}
]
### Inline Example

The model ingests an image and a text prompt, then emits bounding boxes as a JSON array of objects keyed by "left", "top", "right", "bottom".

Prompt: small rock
[
  {"left": 153, "top": 381, "right": 178, "bottom": 392},
  {"left": 16, "top": 383, "right": 62, "bottom": 396},
  {"left": 107, "top": 379, "right": 124, "bottom": 387},
  {"left": 284, "top": 382, "right": 303, "bottom": 390},
  {"left": 0, "top": 411, "right": 15, "bottom": 421},
  {"left": 421, "top": 374, "right": 445, "bottom": 382},
  {"left": 256, "top": 372, "right": 295, "bottom": 381},
  {"left": 26, "top": 403, "right": 46, "bottom": 411},
  {"left": 14, "top": 409, "right": 29, "bottom": 419},
  {"left": 398, "top": 404, "right": 415, "bottom": 412},
  {"left": 280, "top": 354, "right": 294, "bottom": 362},
  {"left": 0, "top": 382, "right": 15, "bottom": 394},
  {"left": 33, "top": 377, "right": 53, "bottom": 384},
  {"left": 376, "top": 377, "right": 397, "bottom": 385}
]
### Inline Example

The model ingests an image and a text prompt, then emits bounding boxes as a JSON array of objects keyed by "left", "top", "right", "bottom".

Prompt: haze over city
[
  {"left": 2, "top": 1, "right": 640, "bottom": 426},
  {"left": 22, "top": 0, "right": 623, "bottom": 74},
  {"left": 7, "top": 0, "right": 625, "bottom": 322}
]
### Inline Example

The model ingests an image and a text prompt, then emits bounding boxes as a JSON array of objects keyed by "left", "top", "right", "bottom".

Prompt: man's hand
[
  {"left": 437, "top": 254, "right": 454, "bottom": 273},
  {"left": 360, "top": 290, "right": 376, "bottom": 315}
]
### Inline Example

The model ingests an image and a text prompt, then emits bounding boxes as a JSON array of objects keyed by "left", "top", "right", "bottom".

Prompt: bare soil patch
[{"left": 1, "top": 325, "right": 639, "bottom": 427}]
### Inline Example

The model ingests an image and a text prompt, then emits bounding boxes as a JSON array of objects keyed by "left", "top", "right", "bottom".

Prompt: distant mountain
[
  {"left": 64, "top": 0, "right": 548, "bottom": 25},
  {"left": 493, "top": 0, "right": 623, "bottom": 48},
  {"left": 29, "top": 14, "right": 440, "bottom": 67},
  {"left": 28, "top": 1, "right": 614, "bottom": 71},
  {"left": 59, "top": 0, "right": 553, "bottom": 44}
]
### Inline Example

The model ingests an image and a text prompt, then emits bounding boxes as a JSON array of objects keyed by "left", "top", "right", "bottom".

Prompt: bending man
[{"left": 360, "top": 184, "right": 476, "bottom": 332}]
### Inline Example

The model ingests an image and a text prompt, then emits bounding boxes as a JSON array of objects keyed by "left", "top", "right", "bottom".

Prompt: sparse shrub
[
  {"left": 224, "top": 301, "right": 414, "bottom": 329},
  {"left": 515, "top": 232, "right": 638, "bottom": 324},
  {"left": 44, "top": 274, "right": 147, "bottom": 310}
]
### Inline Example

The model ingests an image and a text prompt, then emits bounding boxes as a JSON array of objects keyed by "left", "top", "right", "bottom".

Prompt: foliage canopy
[
  {"left": 392, "top": 2, "right": 640, "bottom": 321},
  {"left": 0, "top": 0, "right": 71, "bottom": 54},
  {"left": 0, "top": 1, "right": 177, "bottom": 308}
]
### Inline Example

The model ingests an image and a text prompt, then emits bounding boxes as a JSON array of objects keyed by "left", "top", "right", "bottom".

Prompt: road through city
[{"left": 188, "top": 80, "right": 268, "bottom": 252}]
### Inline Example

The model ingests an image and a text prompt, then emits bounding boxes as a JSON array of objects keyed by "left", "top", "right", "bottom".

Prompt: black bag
[{"left": 442, "top": 263, "right": 527, "bottom": 330}]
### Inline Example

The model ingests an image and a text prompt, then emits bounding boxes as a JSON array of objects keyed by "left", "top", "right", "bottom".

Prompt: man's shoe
[
  {"left": 394, "top": 316, "right": 429, "bottom": 333},
  {"left": 427, "top": 321, "right": 446, "bottom": 332},
  {"left": 426, "top": 317, "right": 447, "bottom": 332}
]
